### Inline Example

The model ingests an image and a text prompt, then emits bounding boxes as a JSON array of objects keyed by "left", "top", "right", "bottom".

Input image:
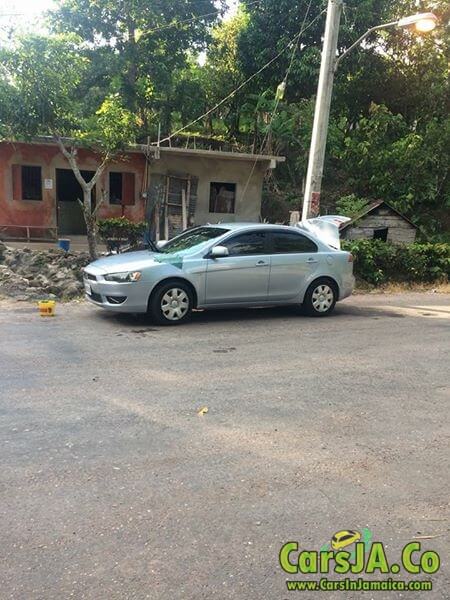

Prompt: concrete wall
[
  {"left": 343, "top": 206, "right": 417, "bottom": 244},
  {"left": 147, "top": 153, "right": 266, "bottom": 225},
  {"left": 0, "top": 142, "right": 268, "bottom": 238}
]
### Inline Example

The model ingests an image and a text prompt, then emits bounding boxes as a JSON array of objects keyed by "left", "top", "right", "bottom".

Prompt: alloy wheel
[
  {"left": 311, "top": 284, "right": 334, "bottom": 313},
  {"left": 161, "top": 288, "right": 189, "bottom": 321}
]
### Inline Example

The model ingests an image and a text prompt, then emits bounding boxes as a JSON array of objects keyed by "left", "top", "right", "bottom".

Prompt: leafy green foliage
[
  {"left": 338, "top": 105, "right": 450, "bottom": 228},
  {"left": 76, "top": 94, "right": 139, "bottom": 154},
  {"left": 0, "top": 34, "right": 86, "bottom": 138},
  {"left": 335, "top": 195, "right": 370, "bottom": 219},
  {"left": 1, "top": 0, "right": 449, "bottom": 241},
  {"left": 239, "top": 0, "right": 391, "bottom": 103},
  {"left": 343, "top": 240, "right": 450, "bottom": 285},
  {"left": 51, "top": 0, "right": 223, "bottom": 130},
  {"left": 98, "top": 217, "right": 147, "bottom": 251},
  {"left": 0, "top": 35, "right": 139, "bottom": 157}
]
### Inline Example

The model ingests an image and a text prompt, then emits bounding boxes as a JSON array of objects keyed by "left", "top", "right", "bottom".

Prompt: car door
[
  {"left": 268, "top": 230, "right": 320, "bottom": 300},
  {"left": 205, "top": 230, "right": 271, "bottom": 304}
]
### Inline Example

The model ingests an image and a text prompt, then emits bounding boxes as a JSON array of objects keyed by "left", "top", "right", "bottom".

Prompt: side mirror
[
  {"left": 210, "top": 245, "right": 229, "bottom": 258},
  {"left": 156, "top": 240, "right": 168, "bottom": 249}
]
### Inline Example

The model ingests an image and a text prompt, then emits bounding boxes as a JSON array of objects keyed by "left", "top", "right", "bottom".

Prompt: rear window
[{"left": 272, "top": 231, "right": 317, "bottom": 254}]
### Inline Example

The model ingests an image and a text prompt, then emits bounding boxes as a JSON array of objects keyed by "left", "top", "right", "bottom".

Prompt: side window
[
  {"left": 272, "top": 231, "right": 318, "bottom": 254},
  {"left": 223, "top": 231, "right": 267, "bottom": 256}
]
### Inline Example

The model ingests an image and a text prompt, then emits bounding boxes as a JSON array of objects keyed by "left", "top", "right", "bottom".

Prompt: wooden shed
[{"left": 340, "top": 200, "right": 417, "bottom": 244}]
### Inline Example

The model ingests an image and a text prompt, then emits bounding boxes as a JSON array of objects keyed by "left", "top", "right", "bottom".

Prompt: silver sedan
[{"left": 83, "top": 222, "right": 355, "bottom": 325}]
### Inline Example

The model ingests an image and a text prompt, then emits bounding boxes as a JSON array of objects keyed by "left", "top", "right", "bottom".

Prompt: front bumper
[{"left": 83, "top": 269, "right": 149, "bottom": 313}]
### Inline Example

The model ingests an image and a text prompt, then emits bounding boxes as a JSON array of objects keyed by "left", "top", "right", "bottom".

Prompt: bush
[
  {"left": 342, "top": 240, "right": 450, "bottom": 285},
  {"left": 98, "top": 217, "right": 147, "bottom": 252}
]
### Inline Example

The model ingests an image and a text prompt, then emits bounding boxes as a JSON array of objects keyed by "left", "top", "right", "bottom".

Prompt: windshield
[{"left": 159, "top": 227, "right": 229, "bottom": 255}]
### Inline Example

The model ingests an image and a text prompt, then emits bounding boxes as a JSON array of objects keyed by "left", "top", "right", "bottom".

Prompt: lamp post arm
[{"left": 334, "top": 20, "right": 398, "bottom": 71}]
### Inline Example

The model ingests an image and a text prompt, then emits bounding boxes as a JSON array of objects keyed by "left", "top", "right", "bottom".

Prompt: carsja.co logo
[{"left": 279, "top": 528, "right": 440, "bottom": 593}]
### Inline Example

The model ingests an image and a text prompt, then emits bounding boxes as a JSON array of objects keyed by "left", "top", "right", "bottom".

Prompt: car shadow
[{"left": 95, "top": 302, "right": 405, "bottom": 330}]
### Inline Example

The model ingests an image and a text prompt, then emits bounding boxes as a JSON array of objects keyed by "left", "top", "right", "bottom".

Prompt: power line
[
  {"left": 158, "top": 6, "right": 326, "bottom": 145},
  {"left": 0, "top": 1, "right": 261, "bottom": 33},
  {"left": 0, "top": 3, "right": 261, "bottom": 32},
  {"left": 240, "top": 0, "right": 317, "bottom": 203},
  {"left": 138, "top": 0, "right": 261, "bottom": 38}
]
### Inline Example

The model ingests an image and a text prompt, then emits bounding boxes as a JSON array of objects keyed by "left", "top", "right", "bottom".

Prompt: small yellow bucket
[{"left": 38, "top": 300, "right": 56, "bottom": 317}]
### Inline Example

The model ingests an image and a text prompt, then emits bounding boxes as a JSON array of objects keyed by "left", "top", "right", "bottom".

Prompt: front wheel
[
  {"left": 302, "top": 279, "right": 337, "bottom": 317},
  {"left": 149, "top": 282, "right": 193, "bottom": 325}
]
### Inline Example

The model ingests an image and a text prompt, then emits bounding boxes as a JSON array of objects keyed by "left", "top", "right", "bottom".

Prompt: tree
[
  {"left": 50, "top": 0, "right": 224, "bottom": 135},
  {"left": 238, "top": 0, "right": 392, "bottom": 104},
  {"left": 0, "top": 35, "right": 138, "bottom": 259},
  {"left": 2, "top": 1, "right": 448, "bottom": 235},
  {"left": 201, "top": 9, "right": 249, "bottom": 138},
  {"left": 339, "top": 104, "right": 450, "bottom": 229}
]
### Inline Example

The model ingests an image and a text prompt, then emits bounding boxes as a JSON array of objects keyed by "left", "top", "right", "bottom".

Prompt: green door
[{"left": 56, "top": 169, "right": 95, "bottom": 235}]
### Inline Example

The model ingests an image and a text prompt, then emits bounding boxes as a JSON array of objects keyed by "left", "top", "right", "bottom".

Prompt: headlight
[{"left": 104, "top": 271, "right": 142, "bottom": 283}]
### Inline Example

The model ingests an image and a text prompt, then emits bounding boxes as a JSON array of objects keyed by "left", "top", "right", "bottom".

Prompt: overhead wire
[
  {"left": 0, "top": 1, "right": 262, "bottom": 32},
  {"left": 157, "top": 6, "right": 326, "bottom": 146},
  {"left": 239, "top": 0, "right": 323, "bottom": 204},
  {"left": 138, "top": 0, "right": 262, "bottom": 38}
]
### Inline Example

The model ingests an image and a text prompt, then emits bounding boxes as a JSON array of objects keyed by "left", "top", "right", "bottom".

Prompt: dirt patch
[{"left": 354, "top": 279, "right": 450, "bottom": 295}]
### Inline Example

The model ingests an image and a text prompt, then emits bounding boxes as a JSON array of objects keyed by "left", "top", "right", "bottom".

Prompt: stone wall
[{"left": 0, "top": 242, "right": 89, "bottom": 300}]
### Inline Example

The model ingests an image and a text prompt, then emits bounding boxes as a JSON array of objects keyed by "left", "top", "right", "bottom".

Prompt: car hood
[{"left": 86, "top": 250, "right": 160, "bottom": 274}]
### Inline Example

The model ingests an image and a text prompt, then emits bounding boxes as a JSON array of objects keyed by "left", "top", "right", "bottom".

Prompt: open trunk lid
[{"left": 296, "top": 215, "right": 351, "bottom": 250}]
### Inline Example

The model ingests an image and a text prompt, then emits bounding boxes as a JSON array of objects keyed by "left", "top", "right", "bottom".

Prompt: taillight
[{"left": 348, "top": 253, "right": 354, "bottom": 263}]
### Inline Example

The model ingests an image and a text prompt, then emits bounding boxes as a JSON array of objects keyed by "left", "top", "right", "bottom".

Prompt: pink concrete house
[{"left": 0, "top": 138, "right": 283, "bottom": 241}]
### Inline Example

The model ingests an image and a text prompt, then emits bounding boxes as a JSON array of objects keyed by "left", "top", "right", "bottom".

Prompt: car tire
[
  {"left": 149, "top": 281, "right": 194, "bottom": 326},
  {"left": 302, "top": 278, "right": 337, "bottom": 317}
]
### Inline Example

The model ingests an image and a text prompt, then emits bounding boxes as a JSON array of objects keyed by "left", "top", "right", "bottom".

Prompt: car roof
[{"left": 205, "top": 222, "right": 296, "bottom": 232}]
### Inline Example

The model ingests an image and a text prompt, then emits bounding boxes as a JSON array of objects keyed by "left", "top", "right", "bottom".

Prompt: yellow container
[{"left": 38, "top": 300, "right": 56, "bottom": 317}]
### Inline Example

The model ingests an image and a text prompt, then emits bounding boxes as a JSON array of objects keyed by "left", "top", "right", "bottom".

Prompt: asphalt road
[{"left": 1, "top": 293, "right": 449, "bottom": 600}]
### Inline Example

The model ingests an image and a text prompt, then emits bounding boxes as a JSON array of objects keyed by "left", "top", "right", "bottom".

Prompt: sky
[
  {"left": 0, "top": 0, "right": 239, "bottom": 44},
  {"left": 0, "top": 0, "right": 239, "bottom": 45},
  {"left": 0, "top": 0, "right": 55, "bottom": 21},
  {"left": 0, "top": 0, "right": 239, "bottom": 27}
]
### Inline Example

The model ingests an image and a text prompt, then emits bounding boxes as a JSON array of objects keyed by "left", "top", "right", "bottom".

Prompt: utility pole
[
  {"left": 301, "top": 3, "right": 436, "bottom": 221},
  {"left": 302, "top": 0, "right": 343, "bottom": 221}
]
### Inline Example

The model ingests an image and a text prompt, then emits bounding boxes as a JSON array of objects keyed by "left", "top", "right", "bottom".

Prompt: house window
[
  {"left": 209, "top": 182, "right": 236, "bottom": 214},
  {"left": 109, "top": 172, "right": 135, "bottom": 205},
  {"left": 373, "top": 228, "right": 388, "bottom": 242},
  {"left": 109, "top": 172, "right": 123, "bottom": 204},
  {"left": 22, "top": 166, "right": 42, "bottom": 200}
]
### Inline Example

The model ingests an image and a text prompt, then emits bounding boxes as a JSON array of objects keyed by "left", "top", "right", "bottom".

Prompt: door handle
[
  {"left": 307, "top": 258, "right": 318, "bottom": 263},
  {"left": 256, "top": 260, "right": 268, "bottom": 266}
]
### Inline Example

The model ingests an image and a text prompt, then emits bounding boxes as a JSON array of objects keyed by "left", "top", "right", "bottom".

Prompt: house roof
[
  {"left": 340, "top": 200, "right": 418, "bottom": 230},
  {"left": 4, "top": 136, "right": 285, "bottom": 164},
  {"left": 140, "top": 144, "right": 285, "bottom": 164}
]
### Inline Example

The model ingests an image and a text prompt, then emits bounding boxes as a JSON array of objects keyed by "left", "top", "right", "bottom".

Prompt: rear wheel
[
  {"left": 302, "top": 279, "right": 337, "bottom": 317},
  {"left": 149, "top": 281, "right": 193, "bottom": 325}
]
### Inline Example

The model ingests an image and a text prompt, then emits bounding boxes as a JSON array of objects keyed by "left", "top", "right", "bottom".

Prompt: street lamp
[
  {"left": 301, "top": 2, "right": 438, "bottom": 221},
  {"left": 398, "top": 12, "right": 438, "bottom": 32},
  {"left": 334, "top": 12, "right": 438, "bottom": 70}
]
